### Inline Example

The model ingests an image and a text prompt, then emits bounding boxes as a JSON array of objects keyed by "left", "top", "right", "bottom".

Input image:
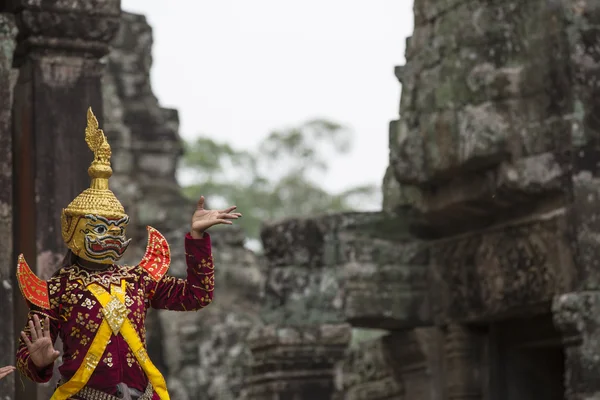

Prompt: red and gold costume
[{"left": 15, "top": 109, "right": 214, "bottom": 400}]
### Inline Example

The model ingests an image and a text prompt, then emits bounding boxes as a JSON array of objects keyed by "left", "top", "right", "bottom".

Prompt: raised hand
[
  {"left": 20, "top": 314, "right": 60, "bottom": 369},
  {"left": 0, "top": 365, "right": 15, "bottom": 380},
  {"left": 191, "top": 196, "right": 242, "bottom": 239}
]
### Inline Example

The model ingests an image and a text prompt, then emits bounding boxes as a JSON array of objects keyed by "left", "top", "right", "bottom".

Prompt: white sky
[{"left": 121, "top": 0, "right": 414, "bottom": 209}]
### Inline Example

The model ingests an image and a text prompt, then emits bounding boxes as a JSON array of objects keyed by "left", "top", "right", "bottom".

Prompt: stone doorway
[{"left": 489, "top": 314, "right": 565, "bottom": 400}]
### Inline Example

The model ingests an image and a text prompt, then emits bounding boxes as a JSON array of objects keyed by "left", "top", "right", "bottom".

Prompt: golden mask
[{"left": 60, "top": 108, "right": 130, "bottom": 264}]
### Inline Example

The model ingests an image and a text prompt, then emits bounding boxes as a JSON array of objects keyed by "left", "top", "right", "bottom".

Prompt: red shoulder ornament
[
  {"left": 139, "top": 226, "right": 171, "bottom": 282},
  {"left": 16, "top": 254, "right": 50, "bottom": 309}
]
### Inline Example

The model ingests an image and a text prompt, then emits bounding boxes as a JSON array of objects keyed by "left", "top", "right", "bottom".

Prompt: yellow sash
[
  {"left": 51, "top": 280, "right": 170, "bottom": 400},
  {"left": 50, "top": 282, "right": 125, "bottom": 400},
  {"left": 88, "top": 282, "right": 169, "bottom": 400}
]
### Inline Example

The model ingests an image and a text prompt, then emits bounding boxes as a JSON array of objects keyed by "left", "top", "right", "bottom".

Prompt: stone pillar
[
  {"left": 553, "top": 292, "right": 600, "bottom": 400},
  {"left": 5, "top": 2, "right": 121, "bottom": 399},
  {"left": 0, "top": 13, "right": 18, "bottom": 400},
  {"left": 244, "top": 324, "right": 351, "bottom": 400},
  {"left": 444, "top": 325, "right": 484, "bottom": 400}
]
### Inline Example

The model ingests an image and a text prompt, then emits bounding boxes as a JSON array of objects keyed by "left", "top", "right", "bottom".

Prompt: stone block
[
  {"left": 432, "top": 212, "right": 574, "bottom": 322},
  {"left": 341, "top": 235, "right": 430, "bottom": 330},
  {"left": 243, "top": 324, "right": 351, "bottom": 400},
  {"left": 335, "top": 329, "right": 441, "bottom": 400},
  {"left": 8, "top": 0, "right": 121, "bottom": 58},
  {"left": 260, "top": 212, "right": 407, "bottom": 269},
  {"left": 261, "top": 213, "right": 427, "bottom": 329},
  {"left": 334, "top": 336, "right": 403, "bottom": 400}
]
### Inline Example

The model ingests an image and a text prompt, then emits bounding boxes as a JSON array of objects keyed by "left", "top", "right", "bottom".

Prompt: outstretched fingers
[
  {"left": 218, "top": 213, "right": 241, "bottom": 220},
  {"left": 0, "top": 365, "right": 15, "bottom": 379},
  {"left": 197, "top": 196, "right": 205, "bottom": 210},
  {"left": 20, "top": 331, "right": 32, "bottom": 347},
  {"left": 33, "top": 314, "right": 44, "bottom": 339},
  {"left": 43, "top": 317, "right": 51, "bottom": 338},
  {"left": 221, "top": 206, "right": 237, "bottom": 214},
  {"left": 28, "top": 320, "right": 38, "bottom": 342},
  {"left": 216, "top": 219, "right": 233, "bottom": 225}
]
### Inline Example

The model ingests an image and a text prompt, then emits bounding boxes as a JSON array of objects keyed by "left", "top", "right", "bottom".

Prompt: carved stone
[
  {"left": 5, "top": 0, "right": 121, "bottom": 59},
  {"left": 431, "top": 212, "right": 574, "bottom": 322},
  {"left": 334, "top": 336, "right": 404, "bottom": 400},
  {"left": 342, "top": 235, "right": 430, "bottom": 330},
  {"left": 243, "top": 324, "right": 351, "bottom": 400}
]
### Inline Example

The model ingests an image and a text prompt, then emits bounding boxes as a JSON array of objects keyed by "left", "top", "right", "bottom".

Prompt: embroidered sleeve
[
  {"left": 143, "top": 232, "right": 214, "bottom": 311},
  {"left": 16, "top": 305, "right": 59, "bottom": 383}
]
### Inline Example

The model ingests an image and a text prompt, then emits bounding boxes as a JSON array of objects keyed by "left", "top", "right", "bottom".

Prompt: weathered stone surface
[
  {"left": 6, "top": 0, "right": 121, "bottom": 58},
  {"left": 569, "top": 171, "right": 600, "bottom": 290},
  {"left": 334, "top": 329, "right": 443, "bottom": 400},
  {"left": 0, "top": 13, "right": 18, "bottom": 400},
  {"left": 260, "top": 212, "right": 424, "bottom": 327},
  {"left": 157, "top": 229, "right": 264, "bottom": 400},
  {"left": 400, "top": 152, "right": 567, "bottom": 237},
  {"left": 342, "top": 236, "right": 430, "bottom": 330},
  {"left": 243, "top": 324, "right": 351, "bottom": 400},
  {"left": 432, "top": 211, "right": 574, "bottom": 322},
  {"left": 333, "top": 336, "right": 403, "bottom": 400},
  {"left": 255, "top": 210, "right": 435, "bottom": 398},
  {"left": 384, "top": 0, "right": 576, "bottom": 228},
  {"left": 444, "top": 325, "right": 484, "bottom": 400},
  {"left": 261, "top": 212, "right": 413, "bottom": 269},
  {"left": 553, "top": 291, "right": 600, "bottom": 399}
]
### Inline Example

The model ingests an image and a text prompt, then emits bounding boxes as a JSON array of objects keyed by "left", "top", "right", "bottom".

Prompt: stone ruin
[{"left": 2, "top": 1, "right": 600, "bottom": 399}]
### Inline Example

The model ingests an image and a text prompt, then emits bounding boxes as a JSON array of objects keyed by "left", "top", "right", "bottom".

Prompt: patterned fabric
[
  {"left": 16, "top": 233, "right": 214, "bottom": 399},
  {"left": 67, "top": 382, "right": 153, "bottom": 400}
]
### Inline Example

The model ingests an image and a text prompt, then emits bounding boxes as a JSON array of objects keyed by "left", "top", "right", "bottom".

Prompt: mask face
[{"left": 63, "top": 214, "right": 132, "bottom": 264}]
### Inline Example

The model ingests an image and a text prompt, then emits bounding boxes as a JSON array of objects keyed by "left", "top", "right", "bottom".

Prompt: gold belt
[{"left": 67, "top": 382, "right": 154, "bottom": 400}]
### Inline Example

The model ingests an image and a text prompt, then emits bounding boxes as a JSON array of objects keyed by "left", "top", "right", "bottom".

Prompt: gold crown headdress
[{"left": 61, "top": 108, "right": 126, "bottom": 241}]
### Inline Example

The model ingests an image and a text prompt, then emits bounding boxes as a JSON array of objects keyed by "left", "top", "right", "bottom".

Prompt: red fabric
[{"left": 16, "top": 233, "right": 214, "bottom": 398}]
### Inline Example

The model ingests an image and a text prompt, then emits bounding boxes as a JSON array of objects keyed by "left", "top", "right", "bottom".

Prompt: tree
[{"left": 181, "top": 119, "right": 379, "bottom": 243}]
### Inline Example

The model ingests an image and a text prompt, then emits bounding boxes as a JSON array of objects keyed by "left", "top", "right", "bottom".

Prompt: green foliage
[{"left": 181, "top": 119, "right": 379, "bottom": 241}]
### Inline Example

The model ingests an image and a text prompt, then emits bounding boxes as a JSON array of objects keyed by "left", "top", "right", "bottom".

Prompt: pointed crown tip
[{"left": 62, "top": 107, "right": 125, "bottom": 219}]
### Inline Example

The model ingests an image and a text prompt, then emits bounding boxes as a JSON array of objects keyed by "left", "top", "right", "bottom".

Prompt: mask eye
[{"left": 93, "top": 225, "right": 107, "bottom": 235}]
